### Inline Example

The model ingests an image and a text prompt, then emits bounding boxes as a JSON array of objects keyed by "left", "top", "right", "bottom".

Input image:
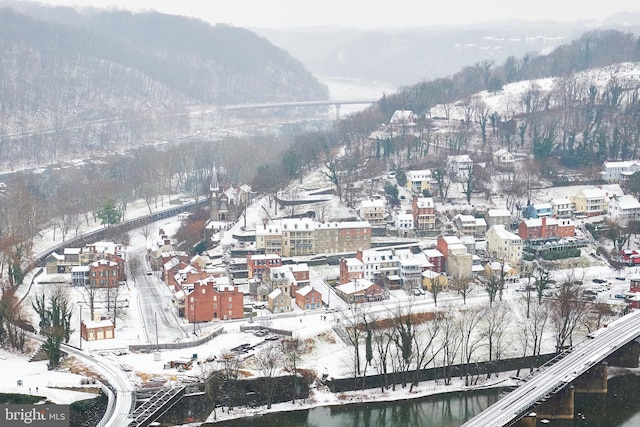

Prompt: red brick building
[
  {"left": 183, "top": 279, "right": 244, "bottom": 322},
  {"left": 294, "top": 285, "right": 323, "bottom": 310},
  {"left": 246, "top": 253, "right": 282, "bottom": 279},
  {"left": 89, "top": 260, "right": 119, "bottom": 288},
  {"left": 518, "top": 216, "right": 575, "bottom": 240}
]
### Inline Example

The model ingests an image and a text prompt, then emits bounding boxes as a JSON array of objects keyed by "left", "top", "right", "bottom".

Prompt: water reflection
[{"left": 207, "top": 375, "right": 640, "bottom": 427}]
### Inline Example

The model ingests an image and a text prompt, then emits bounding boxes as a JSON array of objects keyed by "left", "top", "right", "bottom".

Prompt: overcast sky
[{"left": 29, "top": 0, "right": 640, "bottom": 29}]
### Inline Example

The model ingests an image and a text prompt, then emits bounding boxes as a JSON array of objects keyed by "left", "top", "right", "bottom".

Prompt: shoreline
[
  {"left": 189, "top": 372, "right": 519, "bottom": 425},
  {"left": 186, "top": 366, "right": 640, "bottom": 426}
]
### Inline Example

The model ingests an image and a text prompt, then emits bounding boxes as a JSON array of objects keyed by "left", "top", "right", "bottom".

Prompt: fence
[
  {"left": 239, "top": 325, "right": 293, "bottom": 336},
  {"left": 128, "top": 326, "right": 224, "bottom": 352},
  {"left": 325, "top": 353, "right": 556, "bottom": 393}
]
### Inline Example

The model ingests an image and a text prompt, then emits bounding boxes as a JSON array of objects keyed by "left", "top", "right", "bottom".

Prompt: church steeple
[{"left": 210, "top": 163, "right": 219, "bottom": 193}]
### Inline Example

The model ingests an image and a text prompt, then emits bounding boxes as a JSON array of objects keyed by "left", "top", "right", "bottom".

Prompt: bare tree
[
  {"left": 440, "top": 305, "right": 462, "bottom": 385},
  {"left": 481, "top": 302, "right": 511, "bottom": 378},
  {"left": 372, "top": 325, "right": 393, "bottom": 391},
  {"left": 451, "top": 277, "right": 474, "bottom": 305},
  {"left": 254, "top": 343, "right": 282, "bottom": 409},
  {"left": 457, "top": 305, "right": 484, "bottom": 386},
  {"left": 409, "top": 313, "right": 443, "bottom": 392},
  {"left": 280, "top": 336, "right": 304, "bottom": 403},
  {"left": 548, "top": 271, "right": 589, "bottom": 352}
]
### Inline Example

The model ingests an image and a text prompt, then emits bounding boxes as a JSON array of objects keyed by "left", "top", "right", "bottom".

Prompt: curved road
[
  {"left": 28, "top": 333, "right": 134, "bottom": 427},
  {"left": 462, "top": 309, "right": 640, "bottom": 427}
]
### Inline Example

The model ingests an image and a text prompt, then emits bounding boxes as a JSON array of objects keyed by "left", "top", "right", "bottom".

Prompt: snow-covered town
[{"left": 4, "top": 144, "right": 640, "bottom": 426}]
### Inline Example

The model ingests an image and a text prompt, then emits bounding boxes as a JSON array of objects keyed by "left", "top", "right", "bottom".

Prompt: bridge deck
[{"left": 462, "top": 309, "right": 640, "bottom": 427}]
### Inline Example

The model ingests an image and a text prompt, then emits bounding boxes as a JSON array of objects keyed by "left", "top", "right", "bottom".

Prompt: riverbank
[{"left": 184, "top": 371, "right": 520, "bottom": 426}]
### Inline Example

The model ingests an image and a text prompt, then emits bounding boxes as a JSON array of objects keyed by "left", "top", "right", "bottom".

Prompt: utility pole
[
  {"left": 155, "top": 311, "right": 158, "bottom": 351},
  {"left": 79, "top": 306, "right": 83, "bottom": 350}
]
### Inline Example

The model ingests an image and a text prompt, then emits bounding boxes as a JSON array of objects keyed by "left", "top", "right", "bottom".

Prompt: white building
[
  {"left": 448, "top": 155, "right": 473, "bottom": 181},
  {"left": 405, "top": 169, "right": 432, "bottom": 193},
  {"left": 486, "top": 224, "right": 524, "bottom": 265},
  {"left": 601, "top": 160, "right": 640, "bottom": 182},
  {"left": 608, "top": 194, "right": 640, "bottom": 226},
  {"left": 395, "top": 212, "right": 414, "bottom": 234},
  {"left": 551, "top": 198, "right": 574, "bottom": 218},
  {"left": 359, "top": 199, "right": 386, "bottom": 226}
]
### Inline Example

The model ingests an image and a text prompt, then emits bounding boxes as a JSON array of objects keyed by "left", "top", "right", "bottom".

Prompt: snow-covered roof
[
  {"left": 423, "top": 248, "right": 444, "bottom": 258},
  {"left": 489, "top": 224, "right": 521, "bottom": 241},
  {"left": 336, "top": 278, "right": 374, "bottom": 295},
  {"left": 296, "top": 285, "right": 315, "bottom": 296},
  {"left": 487, "top": 208, "right": 511, "bottom": 217},
  {"left": 415, "top": 197, "right": 434, "bottom": 208}
]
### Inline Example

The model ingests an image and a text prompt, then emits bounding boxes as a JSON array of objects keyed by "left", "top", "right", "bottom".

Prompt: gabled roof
[{"left": 296, "top": 285, "right": 316, "bottom": 296}]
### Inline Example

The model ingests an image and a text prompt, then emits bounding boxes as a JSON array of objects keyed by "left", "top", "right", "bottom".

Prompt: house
[
  {"left": 359, "top": 199, "right": 386, "bottom": 226},
  {"left": 608, "top": 195, "right": 640, "bottom": 226},
  {"left": 356, "top": 249, "right": 400, "bottom": 284},
  {"left": 288, "top": 263, "right": 310, "bottom": 287},
  {"left": 571, "top": 188, "right": 609, "bottom": 217},
  {"left": 246, "top": 253, "right": 282, "bottom": 279},
  {"left": 454, "top": 214, "right": 487, "bottom": 239},
  {"left": 405, "top": 170, "right": 432, "bottom": 194},
  {"left": 294, "top": 285, "right": 323, "bottom": 310},
  {"left": 518, "top": 216, "right": 575, "bottom": 240},
  {"left": 71, "top": 266, "right": 90, "bottom": 287},
  {"left": 518, "top": 216, "right": 558, "bottom": 240},
  {"left": 423, "top": 248, "right": 445, "bottom": 273},
  {"left": 421, "top": 270, "right": 449, "bottom": 293},
  {"left": 412, "top": 196, "right": 436, "bottom": 230},
  {"left": 390, "top": 109, "right": 417, "bottom": 128},
  {"left": 265, "top": 266, "right": 297, "bottom": 296},
  {"left": 395, "top": 249, "right": 430, "bottom": 291},
  {"left": 522, "top": 203, "right": 553, "bottom": 219},
  {"left": 448, "top": 155, "right": 473, "bottom": 181},
  {"left": 601, "top": 160, "right": 640, "bottom": 182},
  {"left": 486, "top": 224, "right": 523, "bottom": 265},
  {"left": 446, "top": 244, "right": 473, "bottom": 279},
  {"left": 395, "top": 212, "right": 414, "bottom": 235},
  {"left": 493, "top": 148, "right": 515, "bottom": 169},
  {"left": 339, "top": 257, "right": 365, "bottom": 284},
  {"left": 484, "top": 209, "right": 513, "bottom": 229},
  {"left": 268, "top": 288, "right": 292, "bottom": 313},
  {"left": 89, "top": 260, "right": 120, "bottom": 288},
  {"left": 334, "top": 279, "right": 386, "bottom": 304},
  {"left": 484, "top": 261, "right": 520, "bottom": 285},
  {"left": 255, "top": 222, "right": 283, "bottom": 255},
  {"left": 551, "top": 198, "right": 574, "bottom": 218}
]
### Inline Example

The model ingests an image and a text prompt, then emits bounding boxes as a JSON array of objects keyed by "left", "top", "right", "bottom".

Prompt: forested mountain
[{"left": 0, "top": 4, "right": 328, "bottom": 170}]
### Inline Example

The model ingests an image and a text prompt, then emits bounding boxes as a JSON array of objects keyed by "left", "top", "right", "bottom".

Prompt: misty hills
[
  {"left": 0, "top": 4, "right": 328, "bottom": 135},
  {"left": 256, "top": 14, "right": 640, "bottom": 87}
]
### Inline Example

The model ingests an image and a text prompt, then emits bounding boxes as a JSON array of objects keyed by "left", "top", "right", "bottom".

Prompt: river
[{"left": 207, "top": 375, "right": 640, "bottom": 427}]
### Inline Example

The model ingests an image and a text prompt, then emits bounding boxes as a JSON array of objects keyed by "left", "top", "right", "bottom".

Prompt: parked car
[
  {"left": 592, "top": 278, "right": 606, "bottom": 284},
  {"left": 614, "top": 293, "right": 627, "bottom": 299}
]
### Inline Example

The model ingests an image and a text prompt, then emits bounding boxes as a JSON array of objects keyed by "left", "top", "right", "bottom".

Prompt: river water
[{"left": 208, "top": 375, "right": 640, "bottom": 427}]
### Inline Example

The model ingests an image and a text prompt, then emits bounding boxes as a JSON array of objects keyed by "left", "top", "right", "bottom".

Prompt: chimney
[{"left": 541, "top": 216, "right": 547, "bottom": 238}]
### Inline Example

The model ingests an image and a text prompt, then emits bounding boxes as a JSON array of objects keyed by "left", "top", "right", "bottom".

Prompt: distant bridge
[
  {"left": 462, "top": 309, "right": 640, "bottom": 427},
  {"left": 221, "top": 98, "right": 378, "bottom": 118}
]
